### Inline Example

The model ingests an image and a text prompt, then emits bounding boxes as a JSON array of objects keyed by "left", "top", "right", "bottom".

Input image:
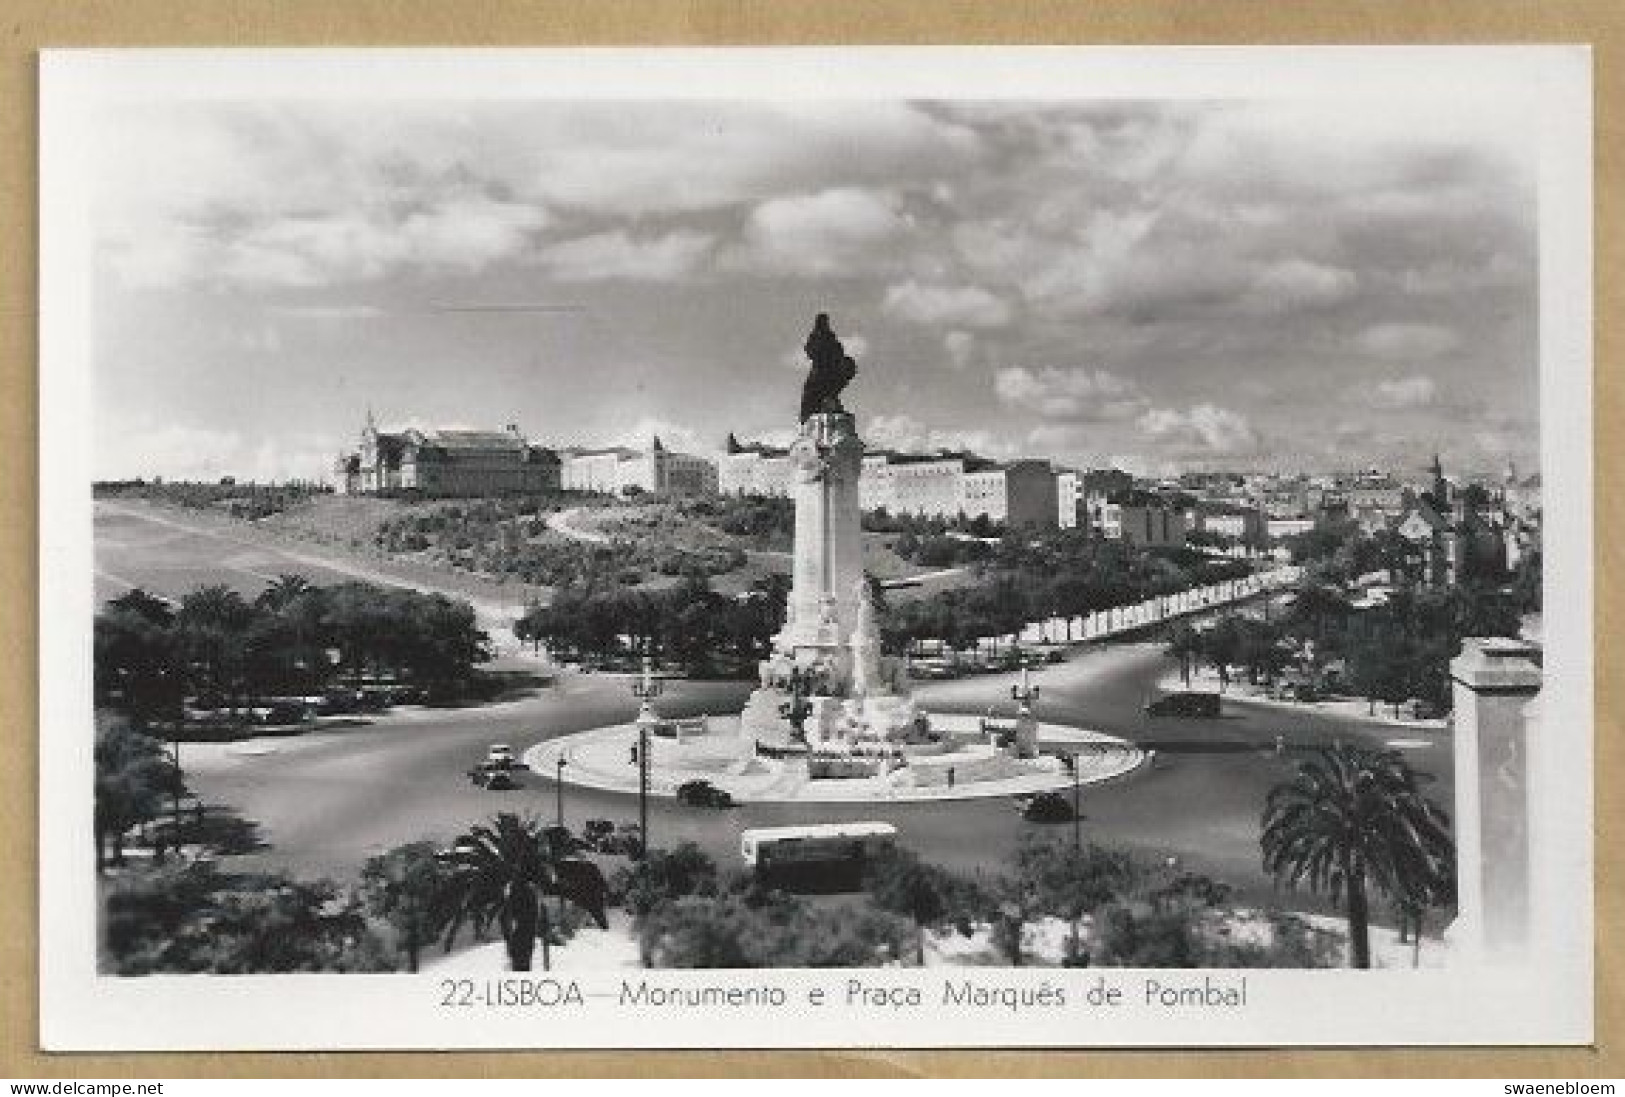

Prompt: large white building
[
  {"left": 717, "top": 437, "right": 793, "bottom": 498},
  {"left": 862, "top": 451, "right": 1068, "bottom": 529},
  {"left": 559, "top": 438, "right": 718, "bottom": 498}
]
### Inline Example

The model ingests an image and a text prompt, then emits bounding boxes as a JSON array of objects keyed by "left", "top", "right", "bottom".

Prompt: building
[
  {"left": 1001, "top": 459, "right": 1067, "bottom": 530},
  {"left": 858, "top": 450, "right": 1070, "bottom": 529},
  {"left": 717, "top": 435, "right": 793, "bottom": 498},
  {"left": 1081, "top": 492, "right": 1120, "bottom": 539},
  {"left": 1055, "top": 469, "right": 1079, "bottom": 529},
  {"left": 1080, "top": 468, "right": 1135, "bottom": 499},
  {"left": 334, "top": 413, "right": 561, "bottom": 497},
  {"left": 866, "top": 453, "right": 964, "bottom": 518},
  {"left": 957, "top": 458, "right": 1063, "bottom": 530},
  {"left": 1345, "top": 471, "right": 1406, "bottom": 513},
  {"left": 559, "top": 437, "right": 719, "bottom": 498},
  {"left": 1196, "top": 501, "right": 1267, "bottom": 546},
  {"left": 1117, "top": 501, "right": 1190, "bottom": 548},
  {"left": 559, "top": 447, "right": 639, "bottom": 494}
]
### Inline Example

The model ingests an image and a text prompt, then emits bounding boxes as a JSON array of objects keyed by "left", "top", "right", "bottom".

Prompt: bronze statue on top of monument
[{"left": 799, "top": 312, "right": 858, "bottom": 422}]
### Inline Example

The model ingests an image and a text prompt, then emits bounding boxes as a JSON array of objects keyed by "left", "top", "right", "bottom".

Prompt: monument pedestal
[{"left": 747, "top": 407, "right": 922, "bottom": 753}]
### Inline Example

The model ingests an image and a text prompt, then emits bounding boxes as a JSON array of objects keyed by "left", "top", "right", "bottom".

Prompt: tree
[
  {"left": 1015, "top": 836, "right": 1138, "bottom": 965},
  {"left": 1260, "top": 745, "right": 1453, "bottom": 968},
  {"left": 863, "top": 846, "right": 948, "bottom": 964},
  {"left": 256, "top": 573, "right": 315, "bottom": 613},
  {"left": 1202, "top": 616, "right": 1243, "bottom": 690},
  {"left": 615, "top": 842, "right": 721, "bottom": 918},
  {"left": 1166, "top": 624, "right": 1202, "bottom": 687},
  {"left": 108, "top": 588, "right": 174, "bottom": 627},
  {"left": 104, "top": 863, "right": 391, "bottom": 974},
  {"left": 360, "top": 841, "right": 453, "bottom": 973},
  {"left": 639, "top": 893, "right": 914, "bottom": 968},
  {"left": 441, "top": 814, "right": 610, "bottom": 972},
  {"left": 94, "top": 715, "right": 183, "bottom": 871}
]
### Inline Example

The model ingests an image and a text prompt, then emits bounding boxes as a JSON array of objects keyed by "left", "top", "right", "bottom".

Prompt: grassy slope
[{"left": 249, "top": 494, "right": 968, "bottom": 603}]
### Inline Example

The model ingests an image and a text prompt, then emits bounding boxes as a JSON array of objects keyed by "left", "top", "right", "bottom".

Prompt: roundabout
[{"left": 522, "top": 713, "right": 1144, "bottom": 804}]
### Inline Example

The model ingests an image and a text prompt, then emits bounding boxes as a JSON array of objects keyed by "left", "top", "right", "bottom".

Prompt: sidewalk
[{"left": 1155, "top": 666, "right": 1449, "bottom": 732}]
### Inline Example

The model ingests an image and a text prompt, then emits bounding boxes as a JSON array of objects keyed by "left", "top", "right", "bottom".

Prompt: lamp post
[
  {"left": 169, "top": 736, "right": 184, "bottom": 862},
  {"left": 1071, "top": 749, "right": 1082, "bottom": 854},
  {"left": 1010, "top": 661, "right": 1041, "bottom": 711},
  {"left": 1014, "top": 659, "right": 1074, "bottom": 848},
  {"left": 554, "top": 755, "right": 568, "bottom": 829},
  {"left": 630, "top": 657, "right": 664, "bottom": 859}
]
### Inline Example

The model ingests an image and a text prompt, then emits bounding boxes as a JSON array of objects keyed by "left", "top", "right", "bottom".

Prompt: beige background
[{"left": 2, "top": 0, "right": 1619, "bottom": 1078}]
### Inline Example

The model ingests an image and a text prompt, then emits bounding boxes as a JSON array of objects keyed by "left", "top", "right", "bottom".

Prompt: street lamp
[
  {"left": 630, "top": 657, "right": 664, "bottom": 859},
  {"left": 1010, "top": 661, "right": 1041, "bottom": 712},
  {"left": 1071, "top": 749, "right": 1082, "bottom": 853},
  {"left": 554, "top": 755, "right": 569, "bottom": 829},
  {"left": 168, "top": 736, "right": 184, "bottom": 862}
]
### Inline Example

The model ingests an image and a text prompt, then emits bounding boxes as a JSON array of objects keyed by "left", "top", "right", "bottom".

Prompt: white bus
[{"left": 739, "top": 822, "right": 898, "bottom": 872}]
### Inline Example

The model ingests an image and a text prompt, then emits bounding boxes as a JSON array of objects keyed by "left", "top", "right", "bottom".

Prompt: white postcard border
[{"left": 38, "top": 45, "right": 1594, "bottom": 1051}]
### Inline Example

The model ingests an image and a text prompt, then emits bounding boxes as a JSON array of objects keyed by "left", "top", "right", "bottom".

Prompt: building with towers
[{"left": 333, "top": 411, "right": 561, "bottom": 497}]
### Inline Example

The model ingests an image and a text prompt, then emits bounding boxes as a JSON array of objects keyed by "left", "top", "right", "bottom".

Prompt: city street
[{"left": 182, "top": 641, "right": 1455, "bottom": 920}]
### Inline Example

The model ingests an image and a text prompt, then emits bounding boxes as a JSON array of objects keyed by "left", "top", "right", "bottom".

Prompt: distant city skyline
[{"left": 92, "top": 96, "right": 1539, "bottom": 482}]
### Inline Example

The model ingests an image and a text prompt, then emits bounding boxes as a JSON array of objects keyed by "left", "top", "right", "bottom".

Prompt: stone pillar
[
  {"left": 1450, "top": 637, "right": 1542, "bottom": 960},
  {"left": 779, "top": 411, "right": 865, "bottom": 652}
]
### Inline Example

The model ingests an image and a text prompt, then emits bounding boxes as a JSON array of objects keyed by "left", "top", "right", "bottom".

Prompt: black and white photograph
[{"left": 38, "top": 47, "right": 1592, "bottom": 1049}]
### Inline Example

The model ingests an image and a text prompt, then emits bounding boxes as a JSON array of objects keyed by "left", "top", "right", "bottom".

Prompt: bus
[{"left": 739, "top": 822, "right": 898, "bottom": 874}]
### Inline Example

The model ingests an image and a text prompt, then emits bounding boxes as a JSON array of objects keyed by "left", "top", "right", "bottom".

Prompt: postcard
[{"left": 38, "top": 45, "right": 1593, "bottom": 1049}]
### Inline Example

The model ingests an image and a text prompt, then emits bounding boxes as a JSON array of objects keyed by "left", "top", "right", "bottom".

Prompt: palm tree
[
  {"left": 257, "top": 573, "right": 315, "bottom": 613},
  {"left": 1261, "top": 744, "right": 1453, "bottom": 968},
  {"left": 440, "top": 814, "right": 609, "bottom": 972}
]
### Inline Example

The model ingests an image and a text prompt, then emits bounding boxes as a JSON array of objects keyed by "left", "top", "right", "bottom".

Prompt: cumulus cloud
[
  {"left": 1356, "top": 322, "right": 1463, "bottom": 360},
  {"left": 527, "top": 101, "right": 983, "bottom": 217},
  {"left": 131, "top": 192, "right": 550, "bottom": 289},
  {"left": 1137, "top": 404, "right": 1261, "bottom": 455},
  {"left": 1368, "top": 375, "right": 1439, "bottom": 409},
  {"left": 994, "top": 367, "right": 1146, "bottom": 420},
  {"left": 538, "top": 229, "right": 714, "bottom": 283},
  {"left": 87, "top": 96, "right": 1539, "bottom": 478},
  {"left": 738, "top": 188, "right": 911, "bottom": 276},
  {"left": 882, "top": 281, "right": 1012, "bottom": 329},
  {"left": 864, "top": 413, "right": 1018, "bottom": 459},
  {"left": 606, "top": 417, "right": 719, "bottom": 458}
]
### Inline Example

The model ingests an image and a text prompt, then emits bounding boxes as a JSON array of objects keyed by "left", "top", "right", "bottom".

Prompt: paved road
[
  {"left": 183, "top": 643, "right": 1454, "bottom": 920},
  {"left": 99, "top": 498, "right": 1454, "bottom": 919},
  {"left": 543, "top": 507, "right": 612, "bottom": 545}
]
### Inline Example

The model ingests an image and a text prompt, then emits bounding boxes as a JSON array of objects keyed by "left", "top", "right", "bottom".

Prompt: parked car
[
  {"left": 483, "top": 769, "right": 519, "bottom": 791},
  {"left": 675, "top": 779, "right": 736, "bottom": 809},
  {"left": 1144, "top": 691, "right": 1222, "bottom": 718}
]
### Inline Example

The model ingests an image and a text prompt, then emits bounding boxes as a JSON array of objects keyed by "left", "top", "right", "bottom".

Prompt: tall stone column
[
  {"left": 1449, "top": 637, "right": 1542, "bottom": 960},
  {"left": 779, "top": 410, "right": 865, "bottom": 653}
]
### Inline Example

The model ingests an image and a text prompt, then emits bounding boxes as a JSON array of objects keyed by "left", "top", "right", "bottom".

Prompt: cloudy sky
[{"left": 90, "top": 94, "right": 1539, "bottom": 482}]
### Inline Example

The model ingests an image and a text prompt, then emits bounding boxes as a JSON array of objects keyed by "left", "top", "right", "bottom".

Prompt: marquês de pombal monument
[{"left": 741, "top": 313, "right": 923, "bottom": 757}]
